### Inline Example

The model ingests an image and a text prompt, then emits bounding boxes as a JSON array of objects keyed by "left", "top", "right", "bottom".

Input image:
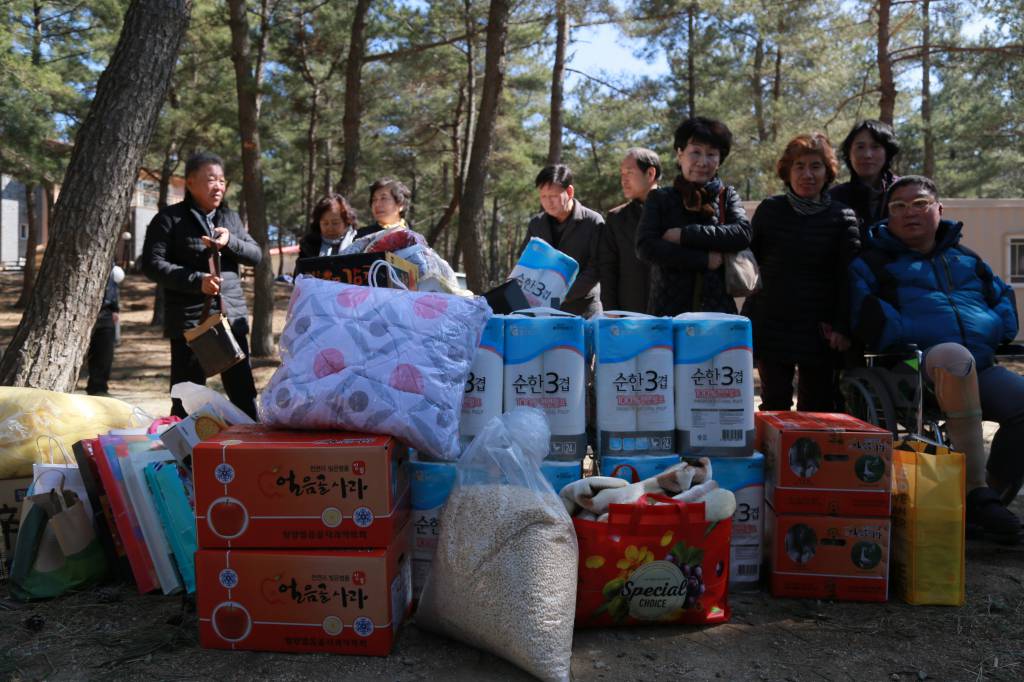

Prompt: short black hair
[
  {"left": 673, "top": 117, "right": 733, "bottom": 162},
  {"left": 368, "top": 177, "right": 411, "bottom": 217},
  {"left": 309, "top": 193, "right": 357, "bottom": 235},
  {"left": 534, "top": 164, "right": 573, "bottom": 189},
  {"left": 840, "top": 119, "right": 900, "bottom": 176},
  {"left": 886, "top": 175, "right": 939, "bottom": 203},
  {"left": 625, "top": 148, "right": 662, "bottom": 181},
  {"left": 184, "top": 151, "right": 224, "bottom": 178}
]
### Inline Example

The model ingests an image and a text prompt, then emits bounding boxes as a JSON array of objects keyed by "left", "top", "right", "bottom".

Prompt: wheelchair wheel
[{"left": 840, "top": 368, "right": 899, "bottom": 436}]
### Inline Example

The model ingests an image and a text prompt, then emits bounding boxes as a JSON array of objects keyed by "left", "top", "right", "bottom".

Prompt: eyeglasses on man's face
[{"left": 888, "top": 197, "right": 936, "bottom": 216}]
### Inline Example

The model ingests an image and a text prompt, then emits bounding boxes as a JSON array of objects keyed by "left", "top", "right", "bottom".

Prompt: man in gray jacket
[
  {"left": 520, "top": 164, "right": 603, "bottom": 318},
  {"left": 598, "top": 148, "right": 660, "bottom": 313},
  {"left": 142, "top": 152, "right": 263, "bottom": 419}
]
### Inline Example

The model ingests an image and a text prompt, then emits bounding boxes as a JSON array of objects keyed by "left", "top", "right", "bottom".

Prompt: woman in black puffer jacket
[
  {"left": 743, "top": 133, "right": 860, "bottom": 411},
  {"left": 636, "top": 117, "right": 751, "bottom": 316}
]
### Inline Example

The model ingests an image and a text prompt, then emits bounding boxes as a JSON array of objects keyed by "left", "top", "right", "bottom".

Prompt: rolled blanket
[{"left": 559, "top": 476, "right": 629, "bottom": 515}]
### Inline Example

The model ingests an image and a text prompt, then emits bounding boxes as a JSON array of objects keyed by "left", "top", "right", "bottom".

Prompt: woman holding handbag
[
  {"left": 743, "top": 134, "right": 860, "bottom": 411},
  {"left": 635, "top": 117, "right": 751, "bottom": 316},
  {"left": 142, "top": 152, "right": 262, "bottom": 420}
]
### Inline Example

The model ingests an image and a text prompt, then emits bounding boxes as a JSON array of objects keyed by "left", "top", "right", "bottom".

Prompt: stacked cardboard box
[
  {"left": 758, "top": 412, "right": 893, "bottom": 602},
  {"left": 193, "top": 425, "right": 412, "bottom": 656}
]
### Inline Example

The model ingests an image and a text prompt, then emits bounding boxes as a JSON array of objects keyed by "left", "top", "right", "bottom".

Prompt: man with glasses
[{"left": 850, "top": 175, "right": 1023, "bottom": 544}]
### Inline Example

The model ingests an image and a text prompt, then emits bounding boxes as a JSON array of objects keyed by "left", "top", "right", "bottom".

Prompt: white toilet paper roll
[
  {"left": 543, "top": 344, "right": 585, "bottom": 436},
  {"left": 504, "top": 354, "right": 545, "bottom": 412},
  {"left": 595, "top": 356, "right": 639, "bottom": 438},
  {"left": 636, "top": 344, "right": 675, "bottom": 432},
  {"left": 461, "top": 344, "right": 504, "bottom": 441}
]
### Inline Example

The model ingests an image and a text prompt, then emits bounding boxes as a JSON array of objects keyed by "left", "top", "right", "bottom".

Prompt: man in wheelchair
[{"left": 850, "top": 175, "right": 1023, "bottom": 544}]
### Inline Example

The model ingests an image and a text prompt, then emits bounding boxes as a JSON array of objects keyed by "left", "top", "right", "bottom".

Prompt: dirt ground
[{"left": 0, "top": 270, "right": 1021, "bottom": 682}]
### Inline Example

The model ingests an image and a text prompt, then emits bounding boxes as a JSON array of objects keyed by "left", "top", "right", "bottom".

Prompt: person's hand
[
  {"left": 201, "top": 274, "right": 222, "bottom": 295},
  {"left": 201, "top": 227, "right": 230, "bottom": 250},
  {"left": 829, "top": 332, "right": 851, "bottom": 352},
  {"left": 707, "top": 251, "right": 724, "bottom": 270},
  {"left": 662, "top": 227, "right": 682, "bottom": 244}
]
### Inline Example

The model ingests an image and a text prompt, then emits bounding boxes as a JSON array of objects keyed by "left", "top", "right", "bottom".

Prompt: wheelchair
[{"left": 840, "top": 343, "right": 1024, "bottom": 504}]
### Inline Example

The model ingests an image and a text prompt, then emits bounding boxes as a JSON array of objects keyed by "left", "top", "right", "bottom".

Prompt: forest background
[{"left": 1, "top": 0, "right": 1022, "bottom": 388}]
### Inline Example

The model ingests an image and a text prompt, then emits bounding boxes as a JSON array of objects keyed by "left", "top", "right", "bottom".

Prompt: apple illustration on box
[
  {"left": 211, "top": 601, "right": 252, "bottom": 642},
  {"left": 257, "top": 466, "right": 285, "bottom": 498},
  {"left": 207, "top": 497, "right": 249, "bottom": 539},
  {"left": 260, "top": 575, "right": 284, "bottom": 604}
]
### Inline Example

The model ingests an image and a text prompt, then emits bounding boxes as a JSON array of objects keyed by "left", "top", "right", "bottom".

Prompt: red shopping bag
[{"left": 574, "top": 493, "right": 731, "bottom": 627}]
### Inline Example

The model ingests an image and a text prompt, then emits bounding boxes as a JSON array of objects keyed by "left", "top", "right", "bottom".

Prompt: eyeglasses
[{"left": 888, "top": 197, "right": 936, "bottom": 215}]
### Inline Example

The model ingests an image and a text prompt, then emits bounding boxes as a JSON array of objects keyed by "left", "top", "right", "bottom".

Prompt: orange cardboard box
[
  {"left": 196, "top": 522, "right": 412, "bottom": 655},
  {"left": 765, "top": 504, "right": 890, "bottom": 602},
  {"left": 194, "top": 425, "right": 409, "bottom": 549},
  {"left": 758, "top": 412, "right": 892, "bottom": 517}
]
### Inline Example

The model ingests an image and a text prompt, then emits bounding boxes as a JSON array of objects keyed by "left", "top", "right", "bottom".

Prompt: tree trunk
[
  {"left": 457, "top": 0, "right": 510, "bottom": 293},
  {"left": 877, "top": 0, "right": 895, "bottom": 125},
  {"left": 751, "top": 36, "right": 768, "bottom": 142},
  {"left": 228, "top": 0, "right": 275, "bottom": 357},
  {"left": 547, "top": 0, "right": 568, "bottom": 165},
  {"left": 322, "top": 136, "right": 332, "bottom": 196},
  {"left": 921, "top": 0, "right": 934, "bottom": 177},
  {"left": 337, "top": 0, "right": 370, "bottom": 198},
  {"left": 488, "top": 195, "right": 500, "bottom": 285},
  {"left": 771, "top": 39, "right": 782, "bottom": 142},
  {"left": 15, "top": 183, "right": 39, "bottom": 308},
  {"left": 687, "top": 3, "right": 697, "bottom": 118},
  {"left": 0, "top": 0, "right": 191, "bottom": 390},
  {"left": 304, "top": 86, "right": 320, "bottom": 223},
  {"left": 460, "top": 0, "right": 476, "bottom": 186}
]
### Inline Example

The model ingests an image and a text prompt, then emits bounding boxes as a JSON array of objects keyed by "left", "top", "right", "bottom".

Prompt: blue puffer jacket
[{"left": 849, "top": 219, "right": 1018, "bottom": 369}]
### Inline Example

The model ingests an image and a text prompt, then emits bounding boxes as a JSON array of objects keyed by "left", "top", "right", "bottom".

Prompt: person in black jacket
[
  {"left": 520, "top": 164, "right": 603, "bottom": 318},
  {"left": 85, "top": 265, "right": 124, "bottom": 396},
  {"left": 829, "top": 119, "right": 900, "bottom": 236},
  {"left": 298, "top": 193, "right": 358, "bottom": 260},
  {"left": 598, "top": 148, "right": 660, "bottom": 313},
  {"left": 636, "top": 117, "right": 751, "bottom": 316},
  {"left": 743, "top": 133, "right": 860, "bottom": 411},
  {"left": 355, "top": 177, "right": 411, "bottom": 240},
  {"left": 142, "top": 152, "right": 263, "bottom": 420}
]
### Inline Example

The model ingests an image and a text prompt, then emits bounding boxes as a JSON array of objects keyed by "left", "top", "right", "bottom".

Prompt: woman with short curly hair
[{"left": 743, "top": 133, "right": 861, "bottom": 411}]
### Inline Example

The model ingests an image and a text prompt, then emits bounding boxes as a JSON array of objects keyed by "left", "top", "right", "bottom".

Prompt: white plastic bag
[
  {"left": 170, "top": 382, "right": 256, "bottom": 425},
  {"left": 417, "top": 408, "right": 577, "bottom": 682}
]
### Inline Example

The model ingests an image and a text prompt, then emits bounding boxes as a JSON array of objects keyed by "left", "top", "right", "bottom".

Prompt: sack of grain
[{"left": 417, "top": 408, "right": 577, "bottom": 682}]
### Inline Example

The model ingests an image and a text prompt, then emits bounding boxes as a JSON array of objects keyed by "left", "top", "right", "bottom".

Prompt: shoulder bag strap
[{"left": 198, "top": 248, "right": 228, "bottom": 324}]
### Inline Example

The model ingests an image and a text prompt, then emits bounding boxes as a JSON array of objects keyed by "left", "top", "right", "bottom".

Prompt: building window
[
  {"left": 1010, "top": 237, "right": 1024, "bottom": 285},
  {"left": 20, "top": 224, "right": 27, "bottom": 240}
]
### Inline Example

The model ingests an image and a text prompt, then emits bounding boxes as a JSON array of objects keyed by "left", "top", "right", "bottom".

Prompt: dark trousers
[
  {"left": 758, "top": 360, "right": 835, "bottom": 412},
  {"left": 978, "top": 364, "right": 1024, "bottom": 484},
  {"left": 86, "top": 324, "right": 116, "bottom": 395},
  {"left": 169, "top": 317, "right": 258, "bottom": 420}
]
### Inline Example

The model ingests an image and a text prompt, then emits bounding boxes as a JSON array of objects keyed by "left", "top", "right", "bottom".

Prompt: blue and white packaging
[
  {"left": 673, "top": 313, "right": 755, "bottom": 456},
  {"left": 601, "top": 454, "right": 680, "bottom": 482},
  {"left": 503, "top": 310, "right": 586, "bottom": 460},
  {"left": 509, "top": 237, "right": 579, "bottom": 309},
  {"left": 410, "top": 457, "right": 458, "bottom": 598},
  {"left": 541, "top": 460, "right": 584, "bottom": 494},
  {"left": 708, "top": 452, "right": 765, "bottom": 588},
  {"left": 460, "top": 316, "right": 505, "bottom": 446},
  {"left": 593, "top": 313, "right": 675, "bottom": 458}
]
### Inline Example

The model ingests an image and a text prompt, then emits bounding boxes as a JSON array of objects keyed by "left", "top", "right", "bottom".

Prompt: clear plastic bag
[{"left": 417, "top": 408, "right": 577, "bottom": 682}]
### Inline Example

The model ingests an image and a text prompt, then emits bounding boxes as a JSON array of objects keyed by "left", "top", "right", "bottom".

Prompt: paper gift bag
[
  {"left": 575, "top": 493, "right": 731, "bottom": 627},
  {"left": 891, "top": 437, "right": 965, "bottom": 606},
  {"left": 10, "top": 482, "right": 108, "bottom": 601},
  {"left": 32, "top": 436, "right": 93, "bottom": 521}
]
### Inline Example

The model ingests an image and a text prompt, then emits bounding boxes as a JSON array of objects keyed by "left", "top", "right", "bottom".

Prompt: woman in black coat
[
  {"left": 636, "top": 117, "right": 751, "bottom": 316},
  {"left": 298, "top": 193, "right": 358, "bottom": 259},
  {"left": 743, "top": 133, "right": 860, "bottom": 411},
  {"left": 828, "top": 119, "right": 900, "bottom": 237}
]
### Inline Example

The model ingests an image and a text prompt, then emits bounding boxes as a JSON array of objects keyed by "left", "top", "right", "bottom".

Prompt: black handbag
[{"left": 183, "top": 249, "right": 246, "bottom": 377}]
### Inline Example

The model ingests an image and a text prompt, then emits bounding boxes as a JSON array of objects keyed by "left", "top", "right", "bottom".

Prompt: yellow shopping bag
[{"left": 891, "top": 437, "right": 965, "bottom": 606}]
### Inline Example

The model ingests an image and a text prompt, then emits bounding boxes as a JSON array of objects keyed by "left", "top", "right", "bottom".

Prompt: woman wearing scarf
[
  {"left": 743, "top": 134, "right": 860, "bottom": 411},
  {"left": 636, "top": 117, "right": 751, "bottom": 316},
  {"left": 298, "top": 193, "right": 358, "bottom": 260},
  {"left": 829, "top": 119, "right": 900, "bottom": 237}
]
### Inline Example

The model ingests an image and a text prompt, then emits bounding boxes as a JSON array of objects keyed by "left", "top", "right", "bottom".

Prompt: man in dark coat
[
  {"left": 520, "top": 164, "right": 603, "bottom": 318},
  {"left": 598, "top": 148, "right": 660, "bottom": 313},
  {"left": 142, "top": 152, "right": 263, "bottom": 419},
  {"left": 85, "top": 266, "right": 123, "bottom": 396}
]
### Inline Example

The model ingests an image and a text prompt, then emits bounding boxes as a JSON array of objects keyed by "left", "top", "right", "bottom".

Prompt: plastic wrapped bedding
[{"left": 259, "top": 276, "right": 492, "bottom": 460}]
